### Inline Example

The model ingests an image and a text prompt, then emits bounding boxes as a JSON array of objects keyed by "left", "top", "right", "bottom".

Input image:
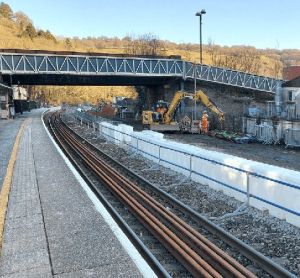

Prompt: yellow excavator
[{"left": 142, "top": 90, "right": 224, "bottom": 132}]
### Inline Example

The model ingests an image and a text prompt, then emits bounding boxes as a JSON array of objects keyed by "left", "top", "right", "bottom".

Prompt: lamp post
[
  {"left": 194, "top": 9, "right": 206, "bottom": 121},
  {"left": 195, "top": 9, "right": 206, "bottom": 64}
]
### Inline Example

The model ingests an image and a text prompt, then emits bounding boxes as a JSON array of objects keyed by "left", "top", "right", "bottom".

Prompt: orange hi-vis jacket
[{"left": 201, "top": 114, "right": 209, "bottom": 132}]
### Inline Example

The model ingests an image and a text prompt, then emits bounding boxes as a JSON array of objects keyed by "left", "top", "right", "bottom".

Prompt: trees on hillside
[
  {"left": 124, "top": 33, "right": 165, "bottom": 56},
  {"left": 0, "top": 2, "right": 13, "bottom": 19},
  {"left": 65, "top": 38, "right": 72, "bottom": 49},
  {"left": 44, "top": 30, "right": 56, "bottom": 42},
  {"left": 24, "top": 23, "right": 37, "bottom": 39},
  {"left": 32, "top": 85, "right": 138, "bottom": 105},
  {"left": 6, "top": 6, "right": 55, "bottom": 42},
  {"left": 207, "top": 39, "right": 261, "bottom": 74},
  {"left": 15, "top": 11, "right": 32, "bottom": 32},
  {"left": 14, "top": 11, "right": 37, "bottom": 39}
]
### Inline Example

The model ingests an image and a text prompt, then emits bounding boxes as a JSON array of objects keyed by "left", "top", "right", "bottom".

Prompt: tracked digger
[{"left": 142, "top": 90, "right": 224, "bottom": 132}]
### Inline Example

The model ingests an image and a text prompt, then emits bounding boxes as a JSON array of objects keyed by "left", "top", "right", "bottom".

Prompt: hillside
[{"left": 1, "top": 2, "right": 300, "bottom": 105}]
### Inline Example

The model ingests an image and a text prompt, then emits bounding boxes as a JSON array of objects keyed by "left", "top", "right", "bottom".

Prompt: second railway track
[{"left": 45, "top": 111, "right": 296, "bottom": 278}]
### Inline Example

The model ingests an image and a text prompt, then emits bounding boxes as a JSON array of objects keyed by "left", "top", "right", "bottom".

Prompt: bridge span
[{"left": 0, "top": 51, "right": 282, "bottom": 93}]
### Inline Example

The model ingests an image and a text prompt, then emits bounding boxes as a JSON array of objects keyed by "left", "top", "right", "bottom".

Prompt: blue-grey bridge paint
[{"left": 0, "top": 52, "right": 283, "bottom": 93}]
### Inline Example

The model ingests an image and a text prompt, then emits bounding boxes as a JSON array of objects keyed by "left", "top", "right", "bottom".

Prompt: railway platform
[
  {"left": 0, "top": 109, "right": 145, "bottom": 277},
  {"left": 0, "top": 114, "right": 28, "bottom": 191}
]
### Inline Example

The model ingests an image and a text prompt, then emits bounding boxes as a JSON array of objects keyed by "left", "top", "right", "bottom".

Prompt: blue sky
[{"left": 5, "top": 0, "right": 300, "bottom": 49}]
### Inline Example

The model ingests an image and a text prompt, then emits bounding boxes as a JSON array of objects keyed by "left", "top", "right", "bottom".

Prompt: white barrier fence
[
  {"left": 285, "top": 129, "right": 300, "bottom": 148},
  {"left": 77, "top": 114, "right": 300, "bottom": 228}
]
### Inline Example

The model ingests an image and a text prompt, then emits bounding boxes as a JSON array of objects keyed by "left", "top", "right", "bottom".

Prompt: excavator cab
[
  {"left": 142, "top": 100, "right": 169, "bottom": 126},
  {"left": 155, "top": 100, "right": 168, "bottom": 115},
  {"left": 154, "top": 100, "right": 168, "bottom": 122}
]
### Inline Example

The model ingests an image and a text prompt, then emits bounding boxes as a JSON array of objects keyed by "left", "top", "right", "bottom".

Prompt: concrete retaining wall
[{"left": 97, "top": 120, "right": 300, "bottom": 228}]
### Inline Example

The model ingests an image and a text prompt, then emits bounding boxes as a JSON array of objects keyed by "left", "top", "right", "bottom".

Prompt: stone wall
[{"left": 137, "top": 81, "right": 274, "bottom": 132}]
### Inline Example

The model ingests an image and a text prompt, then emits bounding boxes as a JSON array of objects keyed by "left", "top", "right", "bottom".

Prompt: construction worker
[
  {"left": 201, "top": 111, "right": 209, "bottom": 134},
  {"left": 156, "top": 101, "right": 168, "bottom": 115}
]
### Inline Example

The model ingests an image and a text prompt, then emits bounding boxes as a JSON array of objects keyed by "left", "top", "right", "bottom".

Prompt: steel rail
[
  {"left": 62, "top": 113, "right": 298, "bottom": 278},
  {"left": 48, "top": 112, "right": 258, "bottom": 278},
  {"left": 57, "top": 130, "right": 247, "bottom": 277},
  {"left": 51, "top": 116, "right": 218, "bottom": 277},
  {"left": 58, "top": 120, "right": 254, "bottom": 278},
  {"left": 46, "top": 114, "right": 171, "bottom": 277},
  {"left": 53, "top": 118, "right": 221, "bottom": 277}
]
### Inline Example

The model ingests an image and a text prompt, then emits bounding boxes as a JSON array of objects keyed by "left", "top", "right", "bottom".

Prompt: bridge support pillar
[
  {"left": 135, "top": 81, "right": 182, "bottom": 112},
  {"left": 180, "top": 80, "right": 185, "bottom": 91}
]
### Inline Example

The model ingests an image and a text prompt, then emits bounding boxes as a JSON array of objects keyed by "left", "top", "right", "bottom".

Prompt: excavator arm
[
  {"left": 194, "top": 90, "right": 225, "bottom": 122},
  {"left": 143, "top": 90, "right": 224, "bottom": 127},
  {"left": 163, "top": 91, "right": 191, "bottom": 124},
  {"left": 164, "top": 90, "right": 224, "bottom": 123}
]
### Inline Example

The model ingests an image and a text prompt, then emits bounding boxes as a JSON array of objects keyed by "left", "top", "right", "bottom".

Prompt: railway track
[{"left": 46, "top": 111, "right": 296, "bottom": 278}]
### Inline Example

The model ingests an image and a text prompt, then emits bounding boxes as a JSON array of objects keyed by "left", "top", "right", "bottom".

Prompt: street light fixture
[
  {"left": 194, "top": 9, "right": 206, "bottom": 121},
  {"left": 195, "top": 9, "right": 206, "bottom": 64}
]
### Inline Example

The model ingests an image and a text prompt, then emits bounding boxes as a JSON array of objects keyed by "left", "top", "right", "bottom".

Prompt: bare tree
[
  {"left": 237, "top": 47, "right": 261, "bottom": 73},
  {"left": 124, "top": 33, "right": 165, "bottom": 56},
  {"left": 273, "top": 60, "right": 281, "bottom": 78},
  {"left": 0, "top": 2, "right": 13, "bottom": 19},
  {"left": 207, "top": 38, "right": 224, "bottom": 67},
  {"left": 14, "top": 11, "right": 32, "bottom": 33},
  {"left": 182, "top": 43, "right": 192, "bottom": 61},
  {"left": 23, "top": 23, "right": 37, "bottom": 40},
  {"left": 208, "top": 41, "right": 261, "bottom": 74},
  {"left": 65, "top": 38, "right": 72, "bottom": 49}
]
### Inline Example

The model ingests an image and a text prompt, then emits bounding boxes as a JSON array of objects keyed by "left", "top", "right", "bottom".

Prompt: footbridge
[{"left": 0, "top": 51, "right": 282, "bottom": 93}]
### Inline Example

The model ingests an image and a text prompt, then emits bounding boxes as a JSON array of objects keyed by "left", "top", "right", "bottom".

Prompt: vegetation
[
  {"left": 1, "top": 2, "right": 300, "bottom": 104},
  {"left": 124, "top": 33, "right": 165, "bottom": 56},
  {"left": 30, "top": 86, "right": 137, "bottom": 106}
]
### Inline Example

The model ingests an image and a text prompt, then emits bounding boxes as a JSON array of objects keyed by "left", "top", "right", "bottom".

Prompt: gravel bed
[{"left": 65, "top": 114, "right": 300, "bottom": 277}]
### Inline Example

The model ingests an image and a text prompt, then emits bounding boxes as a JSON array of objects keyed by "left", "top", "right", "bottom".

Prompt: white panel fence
[{"left": 77, "top": 114, "right": 300, "bottom": 228}]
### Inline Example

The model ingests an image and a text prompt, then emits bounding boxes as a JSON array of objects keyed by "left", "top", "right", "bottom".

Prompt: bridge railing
[
  {"left": 0, "top": 52, "right": 283, "bottom": 93},
  {"left": 184, "top": 62, "right": 283, "bottom": 93},
  {"left": 0, "top": 53, "right": 184, "bottom": 76}
]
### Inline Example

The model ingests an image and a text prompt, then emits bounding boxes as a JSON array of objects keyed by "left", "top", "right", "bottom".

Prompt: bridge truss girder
[{"left": 0, "top": 53, "right": 282, "bottom": 93}]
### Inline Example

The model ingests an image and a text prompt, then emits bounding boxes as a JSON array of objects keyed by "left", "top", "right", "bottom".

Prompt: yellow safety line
[{"left": 0, "top": 119, "right": 28, "bottom": 251}]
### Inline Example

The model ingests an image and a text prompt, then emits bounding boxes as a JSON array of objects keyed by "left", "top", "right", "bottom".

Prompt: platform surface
[
  {"left": 0, "top": 114, "right": 28, "bottom": 190},
  {"left": 0, "top": 110, "right": 142, "bottom": 277}
]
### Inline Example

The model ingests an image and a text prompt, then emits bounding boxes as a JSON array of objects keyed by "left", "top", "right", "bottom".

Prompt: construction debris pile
[{"left": 209, "top": 130, "right": 255, "bottom": 144}]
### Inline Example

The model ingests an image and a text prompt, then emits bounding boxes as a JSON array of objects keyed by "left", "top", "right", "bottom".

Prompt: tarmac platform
[
  {"left": 0, "top": 115, "right": 27, "bottom": 191},
  {"left": 0, "top": 109, "right": 146, "bottom": 277}
]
